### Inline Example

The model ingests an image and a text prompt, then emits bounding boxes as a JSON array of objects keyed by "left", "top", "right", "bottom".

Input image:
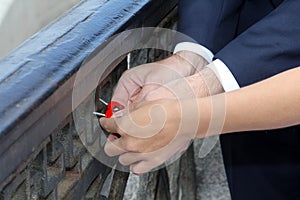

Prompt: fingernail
[
  {"left": 99, "top": 117, "right": 104, "bottom": 124},
  {"left": 112, "top": 110, "right": 124, "bottom": 118},
  {"left": 99, "top": 118, "right": 107, "bottom": 127}
]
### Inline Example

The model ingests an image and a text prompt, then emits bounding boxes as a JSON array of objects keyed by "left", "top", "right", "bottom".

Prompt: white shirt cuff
[
  {"left": 174, "top": 42, "right": 240, "bottom": 91},
  {"left": 173, "top": 42, "right": 214, "bottom": 63},
  {"left": 207, "top": 59, "right": 240, "bottom": 92}
]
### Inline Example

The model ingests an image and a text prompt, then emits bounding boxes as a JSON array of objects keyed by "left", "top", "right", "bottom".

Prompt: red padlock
[
  {"left": 94, "top": 100, "right": 124, "bottom": 118},
  {"left": 93, "top": 99, "right": 124, "bottom": 139},
  {"left": 104, "top": 101, "right": 124, "bottom": 139},
  {"left": 105, "top": 101, "right": 124, "bottom": 118}
]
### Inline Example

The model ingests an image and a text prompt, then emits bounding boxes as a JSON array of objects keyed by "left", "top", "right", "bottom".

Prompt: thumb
[
  {"left": 111, "top": 80, "right": 140, "bottom": 107},
  {"left": 145, "top": 75, "right": 203, "bottom": 101},
  {"left": 100, "top": 117, "right": 120, "bottom": 134},
  {"left": 111, "top": 70, "right": 145, "bottom": 106},
  {"left": 130, "top": 84, "right": 161, "bottom": 104},
  {"left": 144, "top": 84, "right": 177, "bottom": 102}
]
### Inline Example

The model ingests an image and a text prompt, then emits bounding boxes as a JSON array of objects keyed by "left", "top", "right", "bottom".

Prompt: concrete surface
[
  {"left": 0, "top": 0, "right": 81, "bottom": 58},
  {"left": 194, "top": 139, "right": 231, "bottom": 200},
  {"left": 124, "top": 139, "right": 232, "bottom": 200}
]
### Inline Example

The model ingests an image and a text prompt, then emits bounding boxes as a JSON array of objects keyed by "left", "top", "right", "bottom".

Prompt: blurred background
[{"left": 0, "top": 0, "right": 81, "bottom": 58}]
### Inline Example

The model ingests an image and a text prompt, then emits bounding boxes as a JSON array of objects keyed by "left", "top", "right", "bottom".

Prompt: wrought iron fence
[{"left": 0, "top": 0, "right": 197, "bottom": 199}]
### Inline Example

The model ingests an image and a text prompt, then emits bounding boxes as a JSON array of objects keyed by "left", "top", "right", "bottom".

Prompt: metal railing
[{"left": 0, "top": 0, "right": 196, "bottom": 199}]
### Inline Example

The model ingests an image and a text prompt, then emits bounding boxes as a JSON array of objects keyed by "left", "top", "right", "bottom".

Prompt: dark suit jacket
[{"left": 178, "top": 0, "right": 300, "bottom": 199}]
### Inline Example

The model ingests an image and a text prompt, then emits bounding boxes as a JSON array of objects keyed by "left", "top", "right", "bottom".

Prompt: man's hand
[
  {"left": 112, "top": 51, "right": 208, "bottom": 106},
  {"left": 143, "top": 67, "right": 224, "bottom": 102}
]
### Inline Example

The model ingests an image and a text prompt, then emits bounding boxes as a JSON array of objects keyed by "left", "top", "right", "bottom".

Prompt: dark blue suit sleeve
[
  {"left": 178, "top": 0, "right": 245, "bottom": 53},
  {"left": 215, "top": 0, "right": 300, "bottom": 87}
]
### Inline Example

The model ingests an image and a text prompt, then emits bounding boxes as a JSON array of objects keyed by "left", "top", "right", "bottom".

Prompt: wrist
[
  {"left": 155, "top": 51, "right": 208, "bottom": 78},
  {"left": 197, "top": 67, "right": 225, "bottom": 95},
  {"left": 174, "top": 50, "right": 208, "bottom": 73},
  {"left": 196, "top": 97, "right": 212, "bottom": 138}
]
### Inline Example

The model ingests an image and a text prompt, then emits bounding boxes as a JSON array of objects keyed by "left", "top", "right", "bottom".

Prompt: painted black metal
[{"left": 0, "top": 0, "right": 177, "bottom": 185}]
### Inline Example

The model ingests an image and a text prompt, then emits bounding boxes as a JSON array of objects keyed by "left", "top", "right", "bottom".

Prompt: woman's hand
[{"left": 100, "top": 99, "right": 199, "bottom": 174}]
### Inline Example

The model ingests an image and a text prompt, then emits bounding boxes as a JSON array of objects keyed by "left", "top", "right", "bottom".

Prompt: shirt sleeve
[
  {"left": 208, "top": 59, "right": 240, "bottom": 91},
  {"left": 174, "top": 42, "right": 240, "bottom": 92},
  {"left": 173, "top": 42, "right": 214, "bottom": 63}
]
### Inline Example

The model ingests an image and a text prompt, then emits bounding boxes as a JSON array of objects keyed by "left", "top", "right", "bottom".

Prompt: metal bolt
[
  {"left": 93, "top": 112, "right": 105, "bottom": 117},
  {"left": 99, "top": 98, "right": 108, "bottom": 106}
]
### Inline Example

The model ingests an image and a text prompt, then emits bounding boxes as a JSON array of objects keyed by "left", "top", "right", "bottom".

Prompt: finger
[
  {"left": 104, "top": 137, "right": 127, "bottom": 157},
  {"left": 176, "top": 140, "right": 191, "bottom": 153},
  {"left": 118, "top": 152, "right": 145, "bottom": 166},
  {"left": 100, "top": 117, "right": 120, "bottom": 134},
  {"left": 107, "top": 133, "right": 121, "bottom": 141},
  {"left": 130, "top": 160, "right": 164, "bottom": 174},
  {"left": 131, "top": 84, "right": 161, "bottom": 104},
  {"left": 111, "top": 109, "right": 126, "bottom": 118},
  {"left": 111, "top": 71, "right": 143, "bottom": 106}
]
